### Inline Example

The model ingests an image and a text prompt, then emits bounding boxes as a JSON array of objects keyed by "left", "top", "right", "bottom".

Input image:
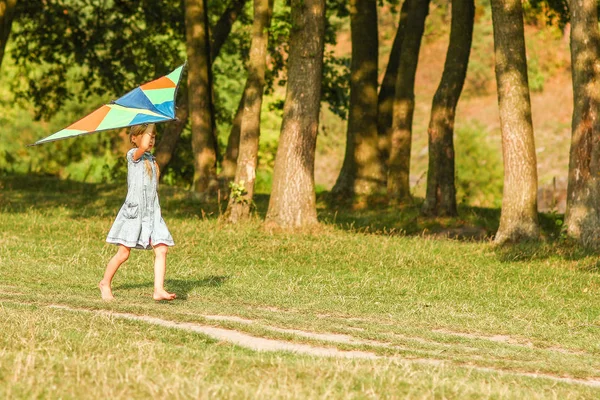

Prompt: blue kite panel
[
  {"left": 129, "top": 113, "right": 171, "bottom": 126},
  {"left": 114, "top": 87, "right": 164, "bottom": 116},
  {"left": 154, "top": 101, "right": 175, "bottom": 119}
]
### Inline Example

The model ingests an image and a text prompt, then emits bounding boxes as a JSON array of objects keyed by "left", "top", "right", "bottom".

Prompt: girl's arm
[
  {"left": 155, "top": 161, "right": 160, "bottom": 182},
  {"left": 133, "top": 124, "right": 155, "bottom": 161}
]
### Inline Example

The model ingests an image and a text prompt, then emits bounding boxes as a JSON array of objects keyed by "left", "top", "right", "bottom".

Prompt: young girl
[{"left": 99, "top": 123, "right": 176, "bottom": 301}]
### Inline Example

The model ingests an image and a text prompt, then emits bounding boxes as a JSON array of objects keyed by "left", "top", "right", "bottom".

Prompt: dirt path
[
  {"left": 42, "top": 303, "right": 600, "bottom": 389},
  {"left": 2, "top": 297, "right": 599, "bottom": 389},
  {"left": 48, "top": 304, "right": 379, "bottom": 360}
]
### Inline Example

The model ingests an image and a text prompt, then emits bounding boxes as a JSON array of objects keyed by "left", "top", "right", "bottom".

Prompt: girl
[{"left": 99, "top": 123, "right": 176, "bottom": 301}]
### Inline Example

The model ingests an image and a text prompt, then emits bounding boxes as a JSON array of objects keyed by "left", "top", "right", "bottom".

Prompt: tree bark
[
  {"left": 491, "top": 0, "right": 540, "bottom": 244},
  {"left": 225, "top": 0, "right": 273, "bottom": 223},
  {"left": 220, "top": 90, "right": 246, "bottom": 186},
  {"left": 332, "top": 0, "right": 385, "bottom": 198},
  {"left": 377, "top": 0, "right": 409, "bottom": 167},
  {"left": 0, "top": 0, "right": 17, "bottom": 69},
  {"left": 421, "top": 0, "right": 474, "bottom": 217},
  {"left": 154, "top": 92, "right": 189, "bottom": 172},
  {"left": 387, "top": 0, "right": 430, "bottom": 202},
  {"left": 565, "top": 0, "right": 600, "bottom": 247},
  {"left": 156, "top": 0, "right": 247, "bottom": 174},
  {"left": 185, "top": 0, "right": 219, "bottom": 194},
  {"left": 265, "top": 0, "right": 325, "bottom": 229}
]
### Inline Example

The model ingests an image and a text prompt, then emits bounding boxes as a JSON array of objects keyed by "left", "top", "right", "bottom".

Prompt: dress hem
[{"left": 106, "top": 237, "right": 175, "bottom": 250}]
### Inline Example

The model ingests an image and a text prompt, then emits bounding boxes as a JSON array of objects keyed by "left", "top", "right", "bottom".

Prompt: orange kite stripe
[
  {"left": 68, "top": 105, "right": 112, "bottom": 132},
  {"left": 141, "top": 76, "right": 176, "bottom": 90}
]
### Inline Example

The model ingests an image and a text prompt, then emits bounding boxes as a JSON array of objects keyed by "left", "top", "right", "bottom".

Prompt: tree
[
  {"left": 221, "top": 89, "right": 245, "bottom": 186},
  {"left": 0, "top": 0, "right": 17, "bottom": 69},
  {"left": 387, "top": 0, "right": 430, "bottom": 202},
  {"left": 265, "top": 0, "right": 326, "bottom": 228},
  {"left": 155, "top": 0, "right": 248, "bottom": 173},
  {"left": 185, "top": 0, "right": 219, "bottom": 195},
  {"left": 421, "top": 0, "right": 474, "bottom": 217},
  {"left": 377, "top": 0, "right": 409, "bottom": 167},
  {"left": 491, "top": 0, "right": 540, "bottom": 243},
  {"left": 564, "top": 0, "right": 600, "bottom": 247},
  {"left": 225, "top": 0, "right": 273, "bottom": 223},
  {"left": 332, "top": 0, "right": 384, "bottom": 198}
]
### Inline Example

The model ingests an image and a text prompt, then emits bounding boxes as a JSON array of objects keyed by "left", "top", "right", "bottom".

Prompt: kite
[{"left": 30, "top": 63, "right": 186, "bottom": 146}]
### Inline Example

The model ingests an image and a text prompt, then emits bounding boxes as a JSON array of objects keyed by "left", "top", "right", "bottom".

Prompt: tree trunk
[
  {"left": 0, "top": 0, "right": 17, "bottom": 69},
  {"left": 387, "top": 0, "right": 430, "bottom": 202},
  {"left": 220, "top": 90, "right": 246, "bottom": 187},
  {"left": 154, "top": 92, "right": 189, "bottom": 172},
  {"left": 211, "top": 0, "right": 248, "bottom": 57},
  {"left": 491, "top": 0, "right": 539, "bottom": 244},
  {"left": 421, "top": 0, "right": 474, "bottom": 217},
  {"left": 565, "top": 0, "right": 600, "bottom": 247},
  {"left": 265, "top": 0, "right": 325, "bottom": 229},
  {"left": 332, "top": 0, "right": 385, "bottom": 198},
  {"left": 377, "top": 0, "right": 409, "bottom": 166},
  {"left": 225, "top": 0, "right": 273, "bottom": 223},
  {"left": 185, "top": 0, "right": 219, "bottom": 194},
  {"left": 156, "top": 0, "right": 247, "bottom": 174}
]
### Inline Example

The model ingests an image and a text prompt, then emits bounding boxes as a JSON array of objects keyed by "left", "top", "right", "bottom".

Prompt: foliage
[
  {"left": 455, "top": 123, "right": 504, "bottom": 208},
  {"left": 527, "top": 55, "right": 546, "bottom": 92},
  {"left": 525, "top": 0, "right": 569, "bottom": 28},
  {"left": 228, "top": 179, "right": 249, "bottom": 203},
  {"left": 12, "top": 0, "right": 186, "bottom": 120}
]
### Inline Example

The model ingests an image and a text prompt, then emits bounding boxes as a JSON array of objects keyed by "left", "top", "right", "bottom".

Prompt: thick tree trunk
[
  {"left": 0, "top": 0, "right": 17, "bottom": 69},
  {"left": 225, "top": 0, "right": 273, "bottom": 223},
  {"left": 377, "top": 0, "right": 409, "bottom": 166},
  {"left": 332, "top": 0, "right": 385, "bottom": 198},
  {"left": 265, "top": 0, "right": 325, "bottom": 229},
  {"left": 156, "top": 0, "right": 247, "bottom": 174},
  {"left": 220, "top": 90, "right": 246, "bottom": 186},
  {"left": 421, "top": 0, "right": 474, "bottom": 217},
  {"left": 387, "top": 0, "right": 430, "bottom": 202},
  {"left": 491, "top": 0, "right": 539, "bottom": 244},
  {"left": 185, "top": 0, "right": 219, "bottom": 194},
  {"left": 564, "top": 0, "right": 600, "bottom": 247}
]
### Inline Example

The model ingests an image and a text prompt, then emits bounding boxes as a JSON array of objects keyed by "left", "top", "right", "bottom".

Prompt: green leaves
[{"left": 12, "top": 0, "right": 185, "bottom": 119}]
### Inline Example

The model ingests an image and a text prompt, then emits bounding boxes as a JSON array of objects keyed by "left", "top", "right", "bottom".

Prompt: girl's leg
[
  {"left": 99, "top": 245, "right": 131, "bottom": 300},
  {"left": 152, "top": 244, "right": 176, "bottom": 301}
]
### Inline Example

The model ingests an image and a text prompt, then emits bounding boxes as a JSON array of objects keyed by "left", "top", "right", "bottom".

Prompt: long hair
[{"left": 129, "top": 125, "right": 153, "bottom": 177}]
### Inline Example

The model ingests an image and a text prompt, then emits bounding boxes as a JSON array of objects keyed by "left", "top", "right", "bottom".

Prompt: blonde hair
[{"left": 129, "top": 124, "right": 154, "bottom": 178}]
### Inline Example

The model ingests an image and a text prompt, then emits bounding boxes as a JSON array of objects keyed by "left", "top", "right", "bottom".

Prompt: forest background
[{"left": 0, "top": 0, "right": 572, "bottom": 224}]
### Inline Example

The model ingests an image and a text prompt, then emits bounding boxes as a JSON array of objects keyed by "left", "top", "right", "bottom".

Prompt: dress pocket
[{"left": 123, "top": 202, "right": 139, "bottom": 219}]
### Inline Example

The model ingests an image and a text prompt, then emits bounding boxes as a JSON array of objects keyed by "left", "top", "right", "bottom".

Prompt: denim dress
[{"left": 106, "top": 148, "right": 174, "bottom": 250}]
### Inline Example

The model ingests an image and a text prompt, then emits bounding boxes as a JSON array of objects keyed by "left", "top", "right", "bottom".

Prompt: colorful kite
[{"left": 30, "top": 63, "right": 186, "bottom": 146}]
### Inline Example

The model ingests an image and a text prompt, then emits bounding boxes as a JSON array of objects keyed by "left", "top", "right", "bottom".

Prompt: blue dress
[{"left": 106, "top": 148, "right": 175, "bottom": 250}]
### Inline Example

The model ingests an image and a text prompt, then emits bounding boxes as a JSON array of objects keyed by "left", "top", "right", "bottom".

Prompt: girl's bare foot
[
  {"left": 99, "top": 281, "right": 115, "bottom": 301},
  {"left": 153, "top": 290, "right": 176, "bottom": 301}
]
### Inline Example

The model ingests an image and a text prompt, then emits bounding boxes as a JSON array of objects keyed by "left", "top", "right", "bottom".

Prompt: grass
[
  {"left": 4, "top": 304, "right": 597, "bottom": 400},
  {"left": 1, "top": 173, "right": 600, "bottom": 398}
]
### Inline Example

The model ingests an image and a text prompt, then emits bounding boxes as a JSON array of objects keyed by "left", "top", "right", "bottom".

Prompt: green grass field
[{"left": 1, "top": 174, "right": 599, "bottom": 399}]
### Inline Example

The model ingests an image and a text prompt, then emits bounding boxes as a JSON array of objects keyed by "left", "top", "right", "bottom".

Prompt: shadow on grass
[
  {"left": 3, "top": 173, "right": 596, "bottom": 263},
  {"left": 492, "top": 239, "right": 599, "bottom": 263},
  {"left": 115, "top": 275, "right": 229, "bottom": 300},
  {"left": 317, "top": 191, "right": 500, "bottom": 241},
  {"left": 0, "top": 173, "right": 247, "bottom": 220},
  {"left": 0, "top": 173, "right": 503, "bottom": 241}
]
